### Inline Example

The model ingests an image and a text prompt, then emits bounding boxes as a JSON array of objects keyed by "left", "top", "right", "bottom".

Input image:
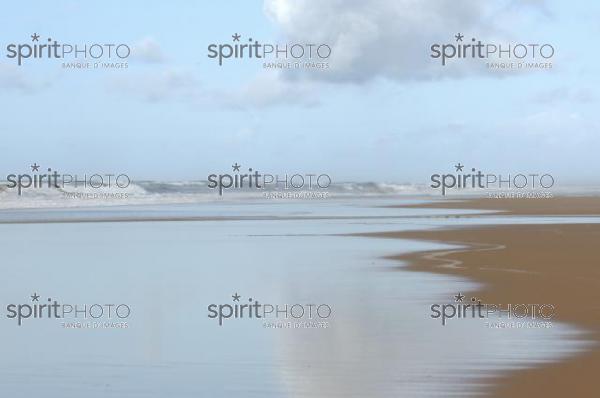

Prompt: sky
[{"left": 0, "top": 0, "right": 599, "bottom": 185}]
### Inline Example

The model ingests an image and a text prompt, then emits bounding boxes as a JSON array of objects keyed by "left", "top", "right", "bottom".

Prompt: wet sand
[
  {"left": 364, "top": 197, "right": 600, "bottom": 397},
  {"left": 394, "top": 196, "right": 600, "bottom": 216}
]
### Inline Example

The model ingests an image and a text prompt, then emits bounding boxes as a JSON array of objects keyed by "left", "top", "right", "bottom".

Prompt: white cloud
[
  {"left": 218, "top": 72, "right": 319, "bottom": 109},
  {"left": 109, "top": 67, "right": 318, "bottom": 109},
  {"left": 108, "top": 1, "right": 551, "bottom": 109},
  {"left": 109, "top": 68, "right": 198, "bottom": 102},
  {"left": 0, "top": 63, "right": 41, "bottom": 93},
  {"left": 132, "top": 37, "right": 167, "bottom": 64},
  {"left": 533, "top": 87, "right": 596, "bottom": 104},
  {"left": 264, "top": 0, "right": 548, "bottom": 83}
]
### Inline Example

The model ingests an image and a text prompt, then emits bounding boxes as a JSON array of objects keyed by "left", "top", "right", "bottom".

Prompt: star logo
[
  {"left": 232, "top": 163, "right": 241, "bottom": 172},
  {"left": 31, "top": 163, "right": 40, "bottom": 172},
  {"left": 31, "top": 293, "right": 40, "bottom": 302},
  {"left": 31, "top": 33, "right": 40, "bottom": 42},
  {"left": 455, "top": 33, "right": 464, "bottom": 42},
  {"left": 232, "top": 33, "right": 241, "bottom": 42},
  {"left": 454, "top": 163, "right": 464, "bottom": 172},
  {"left": 454, "top": 293, "right": 465, "bottom": 302},
  {"left": 232, "top": 293, "right": 241, "bottom": 302}
]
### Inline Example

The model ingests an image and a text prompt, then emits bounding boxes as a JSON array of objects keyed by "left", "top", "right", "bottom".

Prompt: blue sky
[{"left": 1, "top": 0, "right": 599, "bottom": 184}]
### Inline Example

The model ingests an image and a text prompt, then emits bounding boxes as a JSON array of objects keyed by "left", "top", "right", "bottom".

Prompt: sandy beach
[
  {"left": 362, "top": 196, "right": 600, "bottom": 397},
  {"left": 2, "top": 196, "right": 584, "bottom": 397}
]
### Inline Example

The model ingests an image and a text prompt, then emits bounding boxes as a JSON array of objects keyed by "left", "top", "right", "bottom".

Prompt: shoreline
[
  {"left": 390, "top": 196, "right": 600, "bottom": 216},
  {"left": 362, "top": 196, "right": 600, "bottom": 397}
]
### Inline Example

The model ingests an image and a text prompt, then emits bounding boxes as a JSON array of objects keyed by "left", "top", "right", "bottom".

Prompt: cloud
[
  {"left": 111, "top": 0, "right": 551, "bottom": 110},
  {"left": 109, "top": 67, "right": 318, "bottom": 109},
  {"left": 217, "top": 72, "right": 319, "bottom": 109},
  {"left": 108, "top": 68, "right": 198, "bottom": 102},
  {"left": 132, "top": 37, "right": 167, "bottom": 64},
  {"left": 111, "top": 1, "right": 553, "bottom": 108},
  {"left": 264, "top": 0, "right": 548, "bottom": 83},
  {"left": 532, "top": 87, "right": 595, "bottom": 104},
  {"left": 0, "top": 63, "right": 43, "bottom": 93}
]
